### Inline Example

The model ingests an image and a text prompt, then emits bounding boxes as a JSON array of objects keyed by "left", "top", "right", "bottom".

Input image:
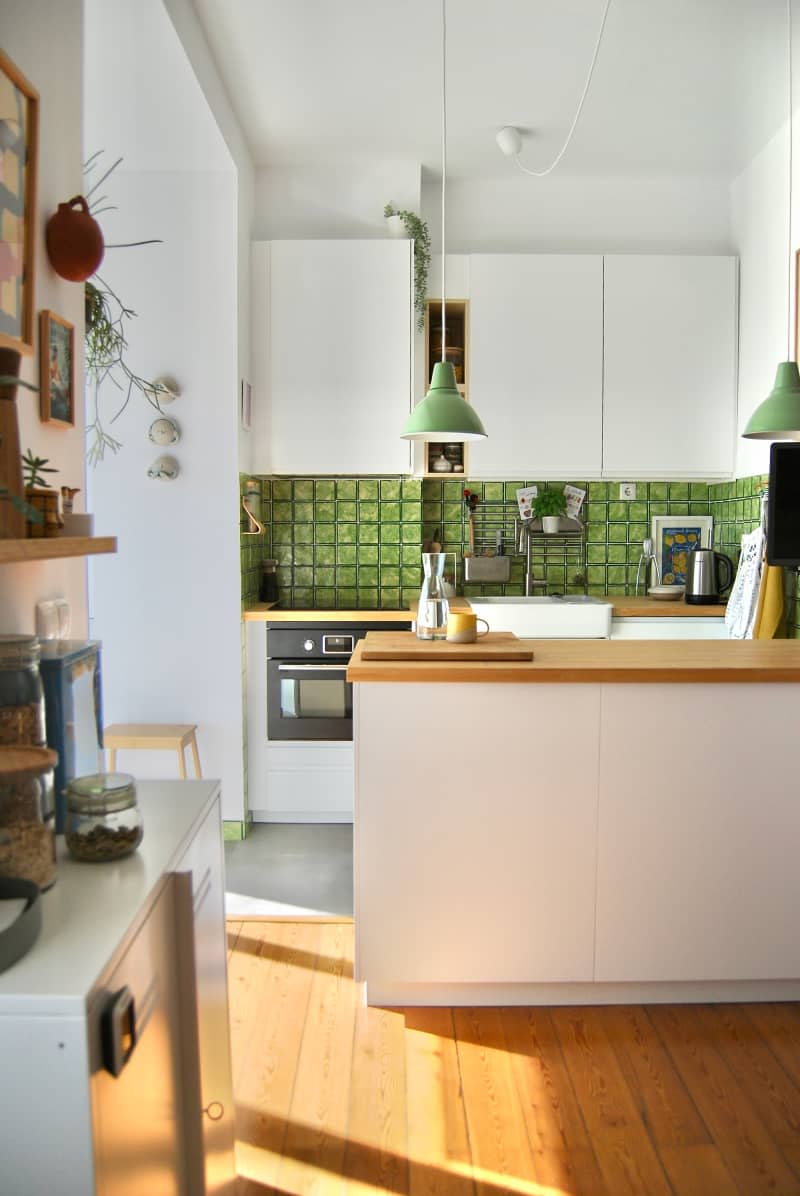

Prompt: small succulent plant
[{"left": 22, "top": 449, "right": 59, "bottom": 490}]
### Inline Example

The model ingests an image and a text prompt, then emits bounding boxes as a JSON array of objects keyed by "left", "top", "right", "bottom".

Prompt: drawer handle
[{"left": 203, "top": 1101, "right": 225, "bottom": 1121}]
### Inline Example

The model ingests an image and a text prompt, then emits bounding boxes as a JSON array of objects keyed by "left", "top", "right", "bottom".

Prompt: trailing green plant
[
  {"left": 22, "top": 449, "right": 59, "bottom": 490},
  {"left": 532, "top": 487, "right": 567, "bottom": 519},
  {"left": 384, "top": 203, "right": 431, "bottom": 331},
  {"left": 82, "top": 151, "right": 165, "bottom": 465}
]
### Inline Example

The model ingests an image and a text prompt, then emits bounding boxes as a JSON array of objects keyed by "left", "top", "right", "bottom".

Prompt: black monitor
[{"left": 767, "top": 441, "right": 800, "bottom": 565}]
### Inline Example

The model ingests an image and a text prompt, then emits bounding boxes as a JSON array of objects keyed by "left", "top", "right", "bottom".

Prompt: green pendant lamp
[
  {"left": 402, "top": 0, "right": 487, "bottom": 443},
  {"left": 743, "top": 0, "right": 800, "bottom": 440}
]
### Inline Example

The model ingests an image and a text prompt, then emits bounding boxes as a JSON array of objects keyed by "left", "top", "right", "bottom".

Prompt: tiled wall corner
[
  {"left": 261, "top": 477, "right": 423, "bottom": 609},
  {"left": 240, "top": 474, "right": 271, "bottom": 606},
  {"left": 238, "top": 470, "right": 799, "bottom": 629}
]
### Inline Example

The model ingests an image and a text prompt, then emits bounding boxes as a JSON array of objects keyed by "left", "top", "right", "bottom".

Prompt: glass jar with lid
[
  {"left": 0, "top": 746, "right": 57, "bottom": 890},
  {"left": 65, "top": 773, "right": 143, "bottom": 863},
  {"left": 0, "top": 635, "right": 46, "bottom": 748}
]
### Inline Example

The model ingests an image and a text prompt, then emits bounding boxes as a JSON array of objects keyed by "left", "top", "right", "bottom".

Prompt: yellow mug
[{"left": 446, "top": 609, "right": 490, "bottom": 644}]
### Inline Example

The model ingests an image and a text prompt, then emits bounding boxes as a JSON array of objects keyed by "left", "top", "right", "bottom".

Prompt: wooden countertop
[
  {"left": 243, "top": 603, "right": 412, "bottom": 623},
  {"left": 243, "top": 596, "right": 724, "bottom": 622},
  {"left": 347, "top": 636, "right": 800, "bottom": 684},
  {"left": 610, "top": 596, "right": 726, "bottom": 617}
]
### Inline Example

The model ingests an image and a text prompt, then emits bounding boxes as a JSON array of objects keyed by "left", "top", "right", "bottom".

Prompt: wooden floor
[{"left": 227, "top": 919, "right": 800, "bottom": 1195}]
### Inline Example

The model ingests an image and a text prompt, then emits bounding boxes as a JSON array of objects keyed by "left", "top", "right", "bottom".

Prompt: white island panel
[
  {"left": 596, "top": 685, "right": 800, "bottom": 982},
  {"left": 354, "top": 683, "right": 600, "bottom": 997}
]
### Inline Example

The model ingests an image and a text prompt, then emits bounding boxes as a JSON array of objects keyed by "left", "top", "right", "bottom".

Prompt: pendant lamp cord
[
  {"left": 513, "top": 0, "right": 612, "bottom": 178},
  {"left": 788, "top": 0, "right": 794, "bottom": 361},
  {"left": 441, "top": 0, "right": 447, "bottom": 364}
]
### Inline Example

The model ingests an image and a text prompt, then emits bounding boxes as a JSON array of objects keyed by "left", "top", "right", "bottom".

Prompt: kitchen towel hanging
[
  {"left": 724, "top": 525, "right": 764, "bottom": 639},
  {"left": 753, "top": 563, "right": 785, "bottom": 639}
]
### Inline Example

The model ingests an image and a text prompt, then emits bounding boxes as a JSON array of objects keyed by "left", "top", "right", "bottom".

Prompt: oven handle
[{"left": 277, "top": 663, "right": 348, "bottom": 673}]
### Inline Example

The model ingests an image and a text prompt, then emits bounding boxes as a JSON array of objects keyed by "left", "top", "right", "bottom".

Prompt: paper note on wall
[{"left": 564, "top": 485, "right": 586, "bottom": 521}]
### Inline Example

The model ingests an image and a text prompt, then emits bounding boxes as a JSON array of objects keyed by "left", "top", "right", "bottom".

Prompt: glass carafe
[{"left": 416, "top": 552, "right": 450, "bottom": 640}]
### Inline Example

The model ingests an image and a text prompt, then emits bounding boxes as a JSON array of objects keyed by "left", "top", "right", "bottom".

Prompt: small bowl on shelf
[{"left": 648, "top": 584, "right": 684, "bottom": 601}]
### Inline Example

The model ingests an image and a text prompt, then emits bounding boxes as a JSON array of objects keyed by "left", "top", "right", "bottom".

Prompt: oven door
[{"left": 267, "top": 660, "right": 352, "bottom": 741}]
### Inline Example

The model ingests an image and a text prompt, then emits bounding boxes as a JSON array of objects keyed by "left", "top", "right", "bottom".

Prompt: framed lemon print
[{"left": 651, "top": 515, "right": 713, "bottom": 587}]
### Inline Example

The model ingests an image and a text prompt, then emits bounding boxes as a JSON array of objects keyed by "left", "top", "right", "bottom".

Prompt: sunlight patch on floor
[{"left": 225, "top": 890, "right": 340, "bottom": 917}]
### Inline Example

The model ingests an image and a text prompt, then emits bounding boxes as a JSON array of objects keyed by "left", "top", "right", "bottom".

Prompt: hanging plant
[
  {"left": 384, "top": 204, "right": 431, "bottom": 332},
  {"left": 82, "top": 151, "right": 167, "bottom": 465}
]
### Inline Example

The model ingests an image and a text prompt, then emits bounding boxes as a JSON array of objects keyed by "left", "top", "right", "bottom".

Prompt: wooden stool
[{"left": 103, "top": 723, "right": 202, "bottom": 779}]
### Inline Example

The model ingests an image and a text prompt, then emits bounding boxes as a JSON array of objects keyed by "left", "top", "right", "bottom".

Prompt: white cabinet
[
  {"left": 610, "top": 616, "right": 728, "bottom": 639},
  {"left": 252, "top": 239, "right": 413, "bottom": 475},
  {"left": 602, "top": 255, "right": 738, "bottom": 478},
  {"left": 246, "top": 622, "right": 354, "bottom": 822},
  {"left": 174, "top": 805, "right": 236, "bottom": 1195},
  {"left": 0, "top": 782, "right": 234, "bottom": 1196},
  {"left": 467, "top": 255, "right": 604, "bottom": 478},
  {"left": 595, "top": 686, "right": 800, "bottom": 982},
  {"left": 355, "top": 682, "right": 600, "bottom": 993}
]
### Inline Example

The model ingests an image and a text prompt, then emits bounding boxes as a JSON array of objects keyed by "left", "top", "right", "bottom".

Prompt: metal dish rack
[{"left": 463, "top": 500, "right": 587, "bottom": 593}]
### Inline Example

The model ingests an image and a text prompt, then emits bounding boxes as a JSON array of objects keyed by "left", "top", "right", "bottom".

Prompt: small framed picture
[
  {"left": 39, "top": 310, "right": 75, "bottom": 426},
  {"left": 651, "top": 515, "right": 713, "bottom": 586},
  {"left": 240, "top": 379, "right": 252, "bottom": 430}
]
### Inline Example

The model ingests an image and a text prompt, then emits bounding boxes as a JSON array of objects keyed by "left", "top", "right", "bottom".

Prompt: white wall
[
  {"left": 432, "top": 176, "right": 733, "bottom": 255},
  {"left": 0, "top": 0, "right": 89, "bottom": 634},
  {"left": 732, "top": 120, "right": 792, "bottom": 479},
  {"left": 85, "top": 0, "right": 248, "bottom": 819},
  {"left": 86, "top": 168, "right": 243, "bottom": 815},
  {"left": 254, "top": 163, "right": 422, "bottom": 241},
  {"left": 254, "top": 166, "right": 730, "bottom": 254}
]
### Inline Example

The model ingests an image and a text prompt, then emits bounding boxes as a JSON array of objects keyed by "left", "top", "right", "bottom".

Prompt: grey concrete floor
[{"left": 224, "top": 823, "right": 353, "bottom": 917}]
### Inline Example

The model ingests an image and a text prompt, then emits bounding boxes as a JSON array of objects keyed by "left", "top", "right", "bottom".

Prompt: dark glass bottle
[{"left": 259, "top": 559, "right": 279, "bottom": 603}]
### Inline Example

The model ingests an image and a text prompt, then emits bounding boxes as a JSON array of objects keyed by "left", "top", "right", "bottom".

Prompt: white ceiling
[{"left": 191, "top": 0, "right": 789, "bottom": 183}]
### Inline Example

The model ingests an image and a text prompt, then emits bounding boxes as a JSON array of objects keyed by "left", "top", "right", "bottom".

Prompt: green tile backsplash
[{"left": 239, "top": 471, "right": 799, "bottom": 632}]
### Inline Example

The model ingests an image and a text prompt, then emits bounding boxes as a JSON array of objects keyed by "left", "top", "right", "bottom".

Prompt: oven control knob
[{"left": 303, "top": 639, "right": 315, "bottom": 652}]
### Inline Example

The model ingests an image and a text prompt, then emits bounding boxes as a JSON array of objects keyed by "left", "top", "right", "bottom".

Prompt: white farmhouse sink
[{"left": 467, "top": 595, "right": 612, "bottom": 639}]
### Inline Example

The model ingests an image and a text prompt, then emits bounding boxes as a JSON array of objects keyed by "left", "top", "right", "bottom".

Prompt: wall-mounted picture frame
[
  {"left": 0, "top": 50, "right": 39, "bottom": 355},
  {"left": 651, "top": 515, "right": 713, "bottom": 586},
  {"left": 39, "top": 310, "right": 75, "bottom": 426},
  {"left": 240, "top": 379, "right": 252, "bottom": 431}
]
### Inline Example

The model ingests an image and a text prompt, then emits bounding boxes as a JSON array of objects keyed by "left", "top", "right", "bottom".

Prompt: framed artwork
[
  {"left": 651, "top": 515, "right": 713, "bottom": 586},
  {"left": 240, "top": 379, "right": 252, "bottom": 430},
  {"left": 39, "top": 310, "right": 75, "bottom": 426},
  {"left": 0, "top": 51, "right": 39, "bottom": 354}
]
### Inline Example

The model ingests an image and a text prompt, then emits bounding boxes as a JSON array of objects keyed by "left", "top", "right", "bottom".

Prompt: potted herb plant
[
  {"left": 0, "top": 351, "right": 42, "bottom": 536},
  {"left": 532, "top": 486, "right": 567, "bottom": 534},
  {"left": 22, "top": 450, "right": 61, "bottom": 539},
  {"left": 383, "top": 203, "right": 431, "bottom": 331}
]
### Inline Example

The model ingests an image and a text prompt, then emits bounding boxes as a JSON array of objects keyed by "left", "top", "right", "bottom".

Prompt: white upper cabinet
[
  {"left": 602, "top": 255, "right": 738, "bottom": 478},
  {"left": 252, "top": 240, "right": 413, "bottom": 475},
  {"left": 467, "top": 255, "right": 604, "bottom": 479}
]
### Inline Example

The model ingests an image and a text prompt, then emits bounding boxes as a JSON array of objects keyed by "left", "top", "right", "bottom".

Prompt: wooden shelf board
[{"left": 0, "top": 536, "right": 118, "bottom": 564}]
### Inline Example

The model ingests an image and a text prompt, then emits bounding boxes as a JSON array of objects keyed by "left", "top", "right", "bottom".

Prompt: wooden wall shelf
[{"left": 0, "top": 536, "right": 117, "bottom": 564}]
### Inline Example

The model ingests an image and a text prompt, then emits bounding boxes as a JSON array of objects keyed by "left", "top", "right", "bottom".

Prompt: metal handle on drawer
[{"left": 277, "top": 663, "right": 347, "bottom": 673}]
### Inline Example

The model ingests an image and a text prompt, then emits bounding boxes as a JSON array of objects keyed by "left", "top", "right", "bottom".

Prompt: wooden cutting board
[{"left": 360, "top": 630, "right": 533, "bottom": 661}]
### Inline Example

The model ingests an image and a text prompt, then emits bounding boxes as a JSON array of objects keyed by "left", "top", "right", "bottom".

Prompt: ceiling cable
[
  {"left": 510, "top": 0, "right": 612, "bottom": 178},
  {"left": 787, "top": 0, "right": 794, "bottom": 361},
  {"left": 441, "top": 0, "right": 447, "bottom": 362}
]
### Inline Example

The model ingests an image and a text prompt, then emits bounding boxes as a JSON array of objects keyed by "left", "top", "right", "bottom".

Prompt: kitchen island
[{"left": 348, "top": 637, "right": 800, "bottom": 1006}]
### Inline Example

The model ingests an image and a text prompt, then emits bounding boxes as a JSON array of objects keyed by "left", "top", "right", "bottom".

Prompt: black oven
[{"left": 266, "top": 621, "right": 409, "bottom": 741}]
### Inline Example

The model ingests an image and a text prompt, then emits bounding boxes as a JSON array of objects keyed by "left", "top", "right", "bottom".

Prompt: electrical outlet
[{"left": 619, "top": 483, "right": 637, "bottom": 500}]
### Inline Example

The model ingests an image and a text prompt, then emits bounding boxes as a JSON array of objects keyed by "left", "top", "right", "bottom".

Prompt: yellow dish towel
[{"left": 753, "top": 563, "right": 785, "bottom": 639}]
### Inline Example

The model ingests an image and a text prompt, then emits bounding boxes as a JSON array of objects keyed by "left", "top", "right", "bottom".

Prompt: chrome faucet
[
  {"left": 518, "top": 518, "right": 537, "bottom": 596},
  {"left": 635, "top": 537, "right": 660, "bottom": 596}
]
